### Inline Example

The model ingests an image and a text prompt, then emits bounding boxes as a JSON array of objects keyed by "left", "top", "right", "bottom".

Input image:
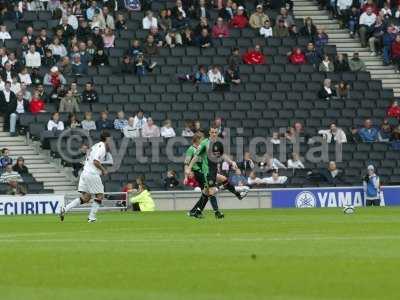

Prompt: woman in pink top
[
  {"left": 212, "top": 17, "right": 230, "bottom": 38},
  {"left": 102, "top": 28, "right": 115, "bottom": 48}
]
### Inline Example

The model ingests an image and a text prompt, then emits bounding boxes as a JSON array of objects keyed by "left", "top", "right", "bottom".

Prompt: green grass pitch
[{"left": 1, "top": 208, "right": 400, "bottom": 300}]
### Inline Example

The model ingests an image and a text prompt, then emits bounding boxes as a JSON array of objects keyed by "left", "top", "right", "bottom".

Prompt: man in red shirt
[
  {"left": 391, "top": 34, "right": 400, "bottom": 72},
  {"left": 288, "top": 47, "right": 306, "bottom": 64},
  {"left": 230, "top": 6, "right": 248, "bottom": 28},
  {"left": 242, "top": 44, "right": 266, "bottom": 64}
]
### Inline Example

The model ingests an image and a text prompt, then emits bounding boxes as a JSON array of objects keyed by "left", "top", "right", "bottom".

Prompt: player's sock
[
  {"left": 88, "top": 199, "right": 101, "bottom": 221},
  {"left": 198, "top": 193, "right": 210, "bottom": 211},
  {"left": 209, "top": 195, "right": 219, "bottom": 211},
  {"left": 222, "top": 180, "right": 241, "bottom": 198},
  {"left": 190, "top": 193, "right": 207, "bottom": 213},
  {"left": 64, "top": 197, "right": 82, "bottom": 213}
]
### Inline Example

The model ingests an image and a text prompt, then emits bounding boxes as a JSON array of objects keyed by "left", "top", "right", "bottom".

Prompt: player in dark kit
[
  {"left": 185, "top": 127, "right": 248, "bottom": 218},
  {"left": 184, "top": 132, "right": 223, "bottom": 218}
]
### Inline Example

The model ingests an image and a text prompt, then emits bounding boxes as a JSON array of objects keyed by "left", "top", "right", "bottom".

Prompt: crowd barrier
[{"left": 1, "top": 186, "right": 399, "bottom": 216}]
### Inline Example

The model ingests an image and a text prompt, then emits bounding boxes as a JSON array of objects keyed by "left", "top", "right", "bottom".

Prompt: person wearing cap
[
  {"left": 43, "top": 66, "right": 67, "bottom": 89},
  {"left": 249, "top": 4, "right": 270, "bottom": 29},
  {"left": 363, "top": 165, "right": 381, "bottom": 206},
  {"left": 230, "top": 6, "right": 248, "bottom": 29}
]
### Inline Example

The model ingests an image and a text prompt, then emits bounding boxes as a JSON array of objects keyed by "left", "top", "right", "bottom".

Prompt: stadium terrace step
[{"left": 293, "top": 0, "right": 399, "bottom": 97}]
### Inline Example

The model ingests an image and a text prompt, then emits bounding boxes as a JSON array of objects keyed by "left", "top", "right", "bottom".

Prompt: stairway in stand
[
  {"left": 0, "top": 116, "right": 76, "bottom": 194},
  {"left": 293, "top": 0, "right": 400, "bottom": 96}
]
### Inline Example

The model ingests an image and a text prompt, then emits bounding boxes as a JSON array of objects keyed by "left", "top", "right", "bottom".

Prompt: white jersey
[{"left": 83, "top": 142, "right": 107, "bottom": 176}]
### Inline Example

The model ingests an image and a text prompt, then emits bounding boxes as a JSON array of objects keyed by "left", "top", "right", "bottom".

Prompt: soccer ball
[{"left": 343, "top": 205, "right": 355, "bottom": 214}]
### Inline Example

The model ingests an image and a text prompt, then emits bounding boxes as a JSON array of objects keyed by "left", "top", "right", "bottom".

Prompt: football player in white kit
[{"left": 59, "top": 131, "right": 112, "bottom": 223}]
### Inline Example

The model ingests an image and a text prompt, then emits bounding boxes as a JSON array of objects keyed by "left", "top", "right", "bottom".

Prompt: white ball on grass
[{"left": 343, "top": 205, "right": 355, "bottom": 214}]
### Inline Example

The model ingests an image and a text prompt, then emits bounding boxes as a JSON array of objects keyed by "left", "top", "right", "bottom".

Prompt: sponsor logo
[{"left": 295, "top": 191, "right": 316, "bottom": 208}]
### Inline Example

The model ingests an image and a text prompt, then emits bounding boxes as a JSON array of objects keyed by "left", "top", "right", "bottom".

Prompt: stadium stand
[{"left": 1, "top": 0, "right": 400, "bottom": 193}]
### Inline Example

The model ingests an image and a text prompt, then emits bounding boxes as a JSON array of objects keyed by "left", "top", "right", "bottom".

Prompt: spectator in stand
[
  {"left": 225, "top": 65, "right": 241, "bottom": 85},
  {"left": 171, "top": 0, "right": 187, "bottom": 20},
  {"left": 100, "top": 6, "right": 115, "bottom": 30},
  {"left": 253, "top": 170, "right": 288, "bottom": 185},
  {"left": 348, "top": 6, "right": 360, "bottom": 38},
  {"left": 273, "top": 19, "right": 289, "bottom": 37},
  {"left": 29, "top": 90, "right": 46, "bottom": 114},
  {"left": 143, "top": 35, "right": 160, "bottom": 57},
  {"left": 287, "top": 153, "right": 305, "bottom": 169},
  {"left": 120, "top": 55, "right": 134, "bottom": 74},
  {"left": 229, "top": 169, "right": 248, "bottom": 187},
  {"left": 161, "top": 119, "right": 176, "bottom": 138},
  {"left": 56, "top": 56, "right": 72, "bottom": 75},
  {"left": 195, "top": 28, "right": 212, "bottom": 48},
  {"left": 159, "top": 9, "right": 172, "bottom": 32},
  {"left": 334, "top": 53, "right": 350, "bottom": 72},
  {"left": 9, "top": 92, "right": 29, "bottom": 136},
  {"left": 259, "top": 20, "right": 273, "bottom": 38},
  {"left": 242, "top": 44, "right": 266, "bottom": 64},
  {"left": 318, "top": 123, "right": 347, "bottom": 143},
  {"left": 194, "top": 0, "right": 210, "bottom": 20},
  {"left": 10, "top": 75, "right": 21, "bottom": 95},
  {"left": 92, "top": 49, "right": 109, "bottom": 66},
  {"left": 335, "top": 80, "right": 350, "bottom": 99},
  {"left": 319, "top": 55, "right": 334, "bottom": 72},
  {"left": 0, "top": 81, "right": 17, "bottom": 133},
  {"left": 134, "top": 53, "right": 157, "bottom": 76},
  {"left": 379, "top": 119, "right": 393, "bottom": 142},
  {"left": 228, "top": 47, "right": 242, "bottom": 70},
  {"left": 123, "top": 117, "right": 140, "bottom": 139},
  {"left": 300, "top": 17, "right": 317, "bottom": 41},
  {"left": 230, "top": 6, "right": 248, "bottom": 29},
  {"left": 0, "top": 148, "right": 12, "bottom": 169},
  {"left": 208, "top": 65, "right": 225, "bottom": 84},
  {"left": 288, "top": 47, "right": 306, "bottom": 64},
  {"left": 359, "top": 7, "right": 377, "bottom": 48},
  {"left": 391, "top": 34, "right": 400, "bottom": 73},
  {"left": 182, "top": 27, "right": 195, "bottom": 46},
  {"left": 96, "top": 111, "right": 113, "bottom": 130},
  {"left": 271, "top": 132, "right": 281, "bottom": 144},
  {"left": 71, "top": 55, "right": 87, "bottom": 76},
  {"left": 318, "top": 78, "right": 337, "bottom": 100},
  {"left": 132, "top": 109, "right": 147, "bottom": 134},
  {"left": 47, "top": 112, "right": 64, "bottom": 132},
  {"left": 249, "top": 4, "right": 269, "bottom": 29},
  {"left": 361, "top": 0, "right": 378, "bottom": 14},
  {"left": 318, "top": 161, "right": 343, "bottom": 184},
  {"left": 195, "top": 17, "right": 211, "bottom": 36},
  {"left": 305, "top": 42, "right": 321, "bottom": 67},
  {"left": 0, "top": 164, "right": 22, "bottom": 183},
  {"left": 59, "top": 89, "right": 80, "bottom": 113},
  {"left": 114, "top": 110, "right": 128, "bottom": 131},
  {"left": 358, "top": 119, "right": 379, "bottom": 142},
  {"left": 81, "top": 112, "right": 96, "bottom": 131},
  {"left": 194, "top": 65, "right": 210, "bottom": 83},
  {"left": 212, "top": 17, "right": 230, "bottom": 38},
  {"left": 315, "top": 28, "right": 329, "bottom": 53},
  {"left": 43, "top": 49, "right": 57, "bottom": 68},
  {"left": 172, "top": 12, "right": 189, "bottom": 31},
  {"left": 43, "top": 66, "right": 67, "bottom": 90},
  {"left": 183, "top": 171, "right": 200, "bottom": 191},
  {"left": 181, "top": 121, "right": 195, "bottom": 137},
  {"left": 143, "top": 10, "right": 158, "bottom": 30},
  {"left": 81, "top": 82, "right": 98, "bottom": 103},
  {"left": 165, "top": 29, "right": 183, "bottom": 47},
  {"left": 115, "top": 13, "right": 128, "bottom": 31},
  {"left": 12, "top": 157, "right": 28, "bottom": 175},
  {"left": 66, "top": 113, "right": 81, "bottom": 129},
  {"left": 102, "top": 28, "right": 115, "bottom": 48},
  {"left": 259, "top": 154, "right": 286, "bottom": 170},
  {"left": 368, "top": 16, "right": 385, "bottom": 56},
  {"left": 25, "top": 44, "right": 41, "bottom": 68},
  {"left": 238, "top": 151, "right": 255, "bottom": 176},
  {"left": 383, "top": 25, "right": 396, "bottom": 66},
  {"left": 0, "top": 25, "right": 11, "bottom": 41},
  {"left": 142, "top": 117, "right": 161, "bottom": 138},
  {"left": 219, "top": 0, "right": 235, "bottom": 21},
  {"left": 387, "top": 100, "right": 400, "bottom": 119},
  {"left": 363, "top": 165, "right": 381, "bottom": 206},
  {"left": 276, "top": 7, "right": 295, "bottom": 28},
  {"left": 18, "top": 67, "right": 31, "bottom": 86},
  {"left": 349, "top": 52, "right": 367, "bottom": 71},
  {"left": 163, "top": 170, "right": 179, "bottom": 190}
]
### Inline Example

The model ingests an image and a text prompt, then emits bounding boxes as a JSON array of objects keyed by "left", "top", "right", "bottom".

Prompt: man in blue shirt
[{"left": 358, "top": 119, "right": 379, "bottom": 142}]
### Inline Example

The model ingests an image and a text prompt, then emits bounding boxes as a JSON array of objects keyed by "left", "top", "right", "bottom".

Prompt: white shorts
[{"left": 78, "top": 173, "right": 104, "bottom": 195}]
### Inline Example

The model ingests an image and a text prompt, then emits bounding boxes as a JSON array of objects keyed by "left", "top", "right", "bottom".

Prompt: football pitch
[{"left": 1, "top": 208, "right": 400, "bottom": 300}]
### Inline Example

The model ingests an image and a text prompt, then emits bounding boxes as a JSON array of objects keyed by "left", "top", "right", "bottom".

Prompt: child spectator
[
  {"left": 184, "top": 171, "right": 200, "bottom": 190},
  {"left": 81, "top": 112, "right": 97, "bottom": 131},
  {"left": 259, "top": 20, "right": 273, "bottom": 38},
  {"left": 212, "top": 17, "right": 230, "bottom": 38},
  {"left": 29, "top": 91, "right": 46, "bottom": 113},
  {"left": 387, "top": 100, "right": 400, "bottom": 119},
  {"left": 114, "top": 110, "right": 128, "bottom": 131},
  {"left": 230, "top": 6, "right": 248, "bottom": 28},
  {"left": 142, "top": 117, "right": 160, "bottom": 138},
  {"left": 242, "top": 45, "right": 266, "bottom": 64},
  {"left": 287, "top": 153, "right": 305, "bottom": 169},
  {"left": 163, "top": 170, "right": 179, "bottom": 190},
  {"left": 47, "top": 112, "right": 64, "bottom": 132},
  {"left": 288, "top": 47, "right": 306, "bottom": 64},
  {"left": 161, "top": 119, "right": 176, "bottom": 138}
]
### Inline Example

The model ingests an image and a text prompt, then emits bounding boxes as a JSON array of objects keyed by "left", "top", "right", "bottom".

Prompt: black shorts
[
  {"left": 366, "top": 199, "right": 380, "bottom": 206},
  {"left": 193, "top": 169, "right": 217, "bottom": 189}
]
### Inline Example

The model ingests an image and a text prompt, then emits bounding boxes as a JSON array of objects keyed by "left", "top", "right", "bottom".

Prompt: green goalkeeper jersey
[{"left": 195, "top": 138, "right": 211, "bottom": 176}]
